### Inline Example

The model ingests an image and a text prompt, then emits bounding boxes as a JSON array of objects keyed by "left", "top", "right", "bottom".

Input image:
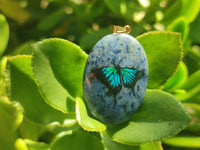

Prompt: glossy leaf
[
  {"left": 167, "top": 18, "right": 189, "bottom": 44},
  {"left": 106, "top": 89, "right": 191, "bottom": 145},
  {"left": 0, "top": 0, "right": 29, "bottom": 22},
  {"left": 32, "top": 38, "right": 88, "bottom": 113},
  {"left": 50, "top": 131, "right": 104, "bottom": 150},
  {"left": 24, "top": 139, "right": 49, "bottom": 150},
  {"left": 37, "top": 8, "right": 67, "bottom": 31},
  {"left": 76, "top": 97, "right": 106, "bottom": 131},
  {"left": 0, "top": 100, "right": 23, "bottom": 150},
  {"left": 137, "top": 31, "right": 182, "bottom": 89},
  {"left": 140, "top": 141, "right": 163, "bottom": 150},
  {"left": 100, "top": 132, "right": 140, "bottom": 150},
  {"left": 163, "top": 62, "right": 188, "bottom": 91},
  {"left": 181, "top": 69, "right": 200, "bottom": 90},
  {"left": 103, "top": 0, "right": 122, "bottom": 14},
  {"left": 183, "top": 103, "right": 200, "bottom": 133},
  {"left": 162, "top": 0, "right": 200, "bottom": 24},
  {"left": 0, "top": 14, "right": 9, "bottom": 57},
  {"left": 6, "top": 55, "right": 71, "bottom": 124},
  {"left": 163, "top": 136, "right": 200, "bottom": 148},
  {"left": 15, "top": 138, "right": 29, "bottom": 150},
  {"left": 19, "top": 118, "right": 46, "bottom": 141}
]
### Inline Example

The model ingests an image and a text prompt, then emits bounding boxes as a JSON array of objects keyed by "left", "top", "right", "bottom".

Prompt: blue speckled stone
[{"left": 83, "top": 33, "right": 148, "bottom": 124}]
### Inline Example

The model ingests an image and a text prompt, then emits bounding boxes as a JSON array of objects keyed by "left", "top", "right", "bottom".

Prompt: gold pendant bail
[{"left": 113, "top": 25, "right": 131, "bottom": 34}]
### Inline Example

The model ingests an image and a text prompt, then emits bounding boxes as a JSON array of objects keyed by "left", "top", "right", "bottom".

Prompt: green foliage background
[{"left": 0, "top": 0, "right": 200, "bottom": 150}]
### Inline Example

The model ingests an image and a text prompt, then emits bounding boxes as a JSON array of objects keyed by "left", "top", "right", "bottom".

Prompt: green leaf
[
  {"left": 106, "top": 89, "right": 190, "bottom": 145},
  {"left": 0, "top": 0, "right": 29, "bottom": 22},
  {"left": 140, "top": 141, "right": 163, "bottom": 150},
  {"left": 183, "top": 103, "right": 200, "bottom": 133},
  {"left": 137, "top": 31, "right": 183, "bottom": 89},
  {"left": 0, "top": 56, "right": 7, "bottom": 96},
  {"left": 6, "top": 55, "right": 71, "bottom": 124},
  {"left": 76, "top": 97, "right": 106, "bottom": 132},
  {"left": 167, "top": 18, "right": 189, "bottom": 44},
  {"left": 163, "top": 62, "right": 188, "bottom": 91},
  {"left": 24, "top": 139, "right": 49, "bottom": 150},
  {"left": 15, "top": 138, "right": 29, "bottom": 150},
  {"left": 19, "top": 117, "right": 46, "bottom": 141},
  {"left": 162, "top": 0, "right": 200, "bottom": 24},
  {"left": 103, "top": 0, "right": 122, "bottom": 14},
  {"left": 181, "top": 69, "right": 200, "bottom": 90},
  {"left": 80, "top": 28, "right": 112, "bottom": 52},
  {"left": 100, "top": 132, "right": 140, "bottom": 150},
  {"left": 32, "top": 38, "right": 88, "bottom": 113},
  {"left": 37, "top": 8, "right": 67, "bottom": 31},
  {"left": 190, "top": 13, "right": 200, "bottom": 44},
  {"left": 0, "top": 100, "right": 23, "bottom": 150},
  {"left": 0, "top": 14, "right": 9, "bottom": 57},
  {"left": 180, "top": 0, "right": 200, "bottom": 23},
  {"left": 50, "top": 131, "right": 104, "bottom": 150},
  {"left": 163, "top": 136, "right": 200, "bottom": 148}
]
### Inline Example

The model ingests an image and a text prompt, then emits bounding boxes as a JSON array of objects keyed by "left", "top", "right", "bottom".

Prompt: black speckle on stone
[
  {"left": 125, "top": 44, "right": 129, "bottom": 53},
  {"left": 131, "top": 103, "right": 134, "bottom": 108},
  {"left": 123, "top": 104, "right": 127, "bottom": 110},
  {"left": 118, "top": 96, "right": 123, "bottom": 99},
  {"left": 106, "top": 91, "right": 112, "bottom": 97},
  {"left": 137, "top": 85, "right": 140, "bottom": 91},
  {"left": 137, "top": 47, "right": 141, "bottom": 50}
]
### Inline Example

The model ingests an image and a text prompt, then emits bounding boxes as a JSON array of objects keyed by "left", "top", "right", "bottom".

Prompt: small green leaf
[
  {"left": 163, "top": 62, "right": 188, "bottom": 91},
  {"left": 32, "top": 38, "right": 88, "bottom": 113},
  {"left": 6, "top": 55, "right": 71, "bottom": 124},
  {"left": 190, "top": 13, "right": 200, "bottom": 44},
  {"left": 15, "top": 138, "right": 29, "bottom": 150},
  {"left": 19, "top": 117, "right": 46, "bottom": 141},
  {"left": 181, "top": 69, "right": 200, "bottom": 90},
  {"left": 167, "top": 18, "right": 189, "bottom": 44},
  {"left": 106, "top": 89, "right": 190, "bottom": 145},
  {"left": 0, "top": 0, "right": 29, "bottom": 22},
  {"left": 50, "top": 131, "right": 104, "bottom": 150},
  {"left": 137, "top": 32, "right": 183, "bottom": 89},
  {"left": 140, "top": 141, "right": 163, "bottom": 150},
  {"left": 0, "top": 14, "right": 9, "bottom": 57},
  {"left": 76, "top": 97, "right": 106, "bottom": 131},
  {"left": 183, "top": 103, "right": 200, "bottom": 133},
  {"left": 37, "top": 8, "right": 67, "bottom": 31},
  {"left": 24, "top": 139, "right": 49, "bottom": 150},
  {"left": 0, "top": 99, "right": 23, "bottom": 150},
  {"left": 100, "top": 132, "right": 140, "bottom": 150},
  {"left": 163, "top": 136, "right": 200, "bottom": 148},
  {"left": 162, "top": 0, "right": 200, "bottom": 24},
  {"left": 103, "top": 0, "right": 122, "bottom": 14}
]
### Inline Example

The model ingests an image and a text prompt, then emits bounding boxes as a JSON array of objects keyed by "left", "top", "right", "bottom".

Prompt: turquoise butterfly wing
[
  {"left": 102, "top": 67, "right": 137, "bottom": 88},
  {"left": 102, "top": 67, "right": 121, "bottom": 88},
  {"left": 121, "top": 68, "right": 137, "bottom": 87}
]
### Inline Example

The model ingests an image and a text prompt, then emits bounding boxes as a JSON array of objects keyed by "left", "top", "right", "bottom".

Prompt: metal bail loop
[{"left": 113, "top": 25, "right": 131, "bottom": 34}]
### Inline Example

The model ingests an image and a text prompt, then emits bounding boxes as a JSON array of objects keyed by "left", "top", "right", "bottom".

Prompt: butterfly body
[
  {"left": 83, "top": 33, "right": 148, "bottom": 124},
  {"left": 90, "top": 65, "right": 144, "bottom": 105}
]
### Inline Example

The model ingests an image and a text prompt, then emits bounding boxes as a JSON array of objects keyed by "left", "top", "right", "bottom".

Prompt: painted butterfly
[{"left": 88, "top": 62, "right": 145, "bottom": 105}]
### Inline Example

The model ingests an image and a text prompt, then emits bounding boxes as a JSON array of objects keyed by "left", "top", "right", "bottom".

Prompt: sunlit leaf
[
  {"left": 106, "top": 90, "right": 190, "bottom": 145},
  {"left": 137, "top": 31, "right": 183, "bottom": 89}
]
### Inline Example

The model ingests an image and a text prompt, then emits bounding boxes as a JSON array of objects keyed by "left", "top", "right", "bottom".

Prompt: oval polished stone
[{"left": 83, "top": 33, "right": 148, "bottom": 124}]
